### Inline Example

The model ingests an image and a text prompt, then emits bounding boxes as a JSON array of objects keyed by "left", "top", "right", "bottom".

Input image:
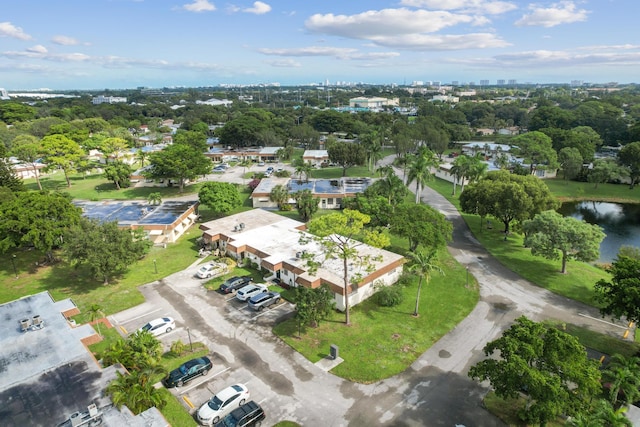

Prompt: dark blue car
[{"left": 163, "top": 356, "right": 212, "bottom": 388}]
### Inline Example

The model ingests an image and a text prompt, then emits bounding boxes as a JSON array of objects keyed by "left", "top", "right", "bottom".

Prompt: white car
[
  {"left": 138, "top": 317, "right": 175, "bottom": 337},
  {"left": 196, "top": 262, "right": 227, "bottom": 279},
  {"left": 196, "top": 384, "right": 250, "bottom": 426},
  {"left": 235, "top": 283, "right": 268, "bottom": 302}
]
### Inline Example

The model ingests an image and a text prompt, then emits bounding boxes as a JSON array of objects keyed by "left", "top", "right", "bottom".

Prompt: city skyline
[{"left": 1, "top": 1, "right": 638, "bottom": 90}]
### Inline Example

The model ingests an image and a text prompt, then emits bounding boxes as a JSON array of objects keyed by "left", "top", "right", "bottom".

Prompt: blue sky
[{"left": 1, "top": 0, "right": 638, "bottom": 90}]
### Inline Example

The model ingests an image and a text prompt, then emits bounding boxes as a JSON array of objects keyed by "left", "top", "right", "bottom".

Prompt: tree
[
  {"left": 594, "top": 255, "right": 640, "bottom": 323},
  {"left": 588, "top": 158, "right": 628, "bottom": 189},
  {"left": 407, "top": 146, "right": 438, "bottom": 203},
  {"left": 523, "top": 210, "right": 605, "bottom": 274},
  {"left": 0, "top": 191, "right": 81, "bottom": 263},
  {"left": 173, "top": 129, "right": 207, "bottom": 151},
  {"left": 459, "top": 170, "right": 559, "bottom": 233},
  {"left": 327, "top": 140, "right": 366, "bottom": 177},
  {"left": 293, "top": 189, "right": 318, "bottom": 222},
  {"left": 107, "top": 370, "right": 167, "bottom": 415},
  {"left": 0, "top": 102, "right": 36, "bottom": 124},
  {"left": 390, "top": 203, "right": 452, "bottom": 252},
  {"left": 468, "top": 316, "right": 602, "bottom": 426},
  {"left": 88, "top": 304, "right": 105, "bottom": 336},
  {"left": 601, "top": 354, "right": 640, "bottom": 408},
  {"left": 408, "top": 249, "right": 443, "bottom": 317},
  {"left": 41, "top": 134, "right": 85, "bottom": 187},
  {"left": 100, "top": 137, "right": 129, "bottom": 160},
  {"left": 198, "top": 182, "right": 242, "bottom": 217},
  {"left": 450, "top": 155, "right": 471, "bottom": 196},
  {"left": 147, "top": 192, "right": 162, "bottom": 205},
  {"left": 558, "top": 147, "right": 583, "bottom": 181},
  {"left": 104, "top": 160, "right": 132, "bottom": 190},
  {"left": 371, "top": 165, "right": 408, "bottom": 207},
  {"left": 63, "top": 218, "right": 151, "bottom": 284},
  {"left": 0, "top": 149, "right": 23, "bottom": 192},
  {"left": 269, "top": 184, "right": 291, "bottom": 211},
  {"left": 302, "top": 209, "right": 390, "bottom": 325},
  {"left": 294, "top": 284, "right": 335, "bottom": 335},
  {"left": 146, "top": 143, "right": 211, "bottom": 192},
  {"left": 10, "top": 134, "right": 44, "bottom": 190},
  {"left": 343, "top": 194, "right": 393, "bottom": 228},
  {"left": 618, "top": 141, "right": 640, "bottom": 188},
  {"left": 512, "top": 131, "right": 558, "bottom": 174}
]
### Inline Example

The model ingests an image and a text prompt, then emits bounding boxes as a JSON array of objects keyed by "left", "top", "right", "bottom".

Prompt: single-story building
[
  {"left": 250, "top": 177, "right": 373, "bottom": 210},
  {"left": 9, "top": 158, "right": 47, "bottom": 180},
  {"left": 302, "top": 150, "right": 329, "bottom": 167},
  {"left": 0, "top": 291, "right": 168, "bottom": 426},
  {"left": 75, "top": 200, "right": 199, "bottom": 245},
  {"left": 205, "top": 146, "right": 280, "bottom": 163},
  {"left": 199, "top": 209, "right": 405, "bottom": 311}
]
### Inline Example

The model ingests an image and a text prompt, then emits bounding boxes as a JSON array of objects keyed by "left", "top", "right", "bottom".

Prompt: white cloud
[
  {"left": 183, "top": 0, "right": 216, "bottom": 13},
  {"left": 258, "top": 46, "right": 400, "bottom": 61},
  {"left": 373, "top": 32, "right": 510, "bottom": 50},
  {"left": 515, "top": 1, "right": 588, "bottom": 28},
  {"left": 0, "top": 22, "right": 33, "bottom": 40},
  {"left": 264, "top": 59, "right": 301, "bottom": 68},
  {"left": 306, "top": 8, "right": 485, "bottom": 39},
  {"left": 52, "top": 35, "right": 80, "bottom": 46},
  {"left": 400, "top": 0, "right": 517, "bottom": 14},
  {"left": 26, "top": 45, "right": 48, "bottom": 54},
  {"left": 244, "top": 1, "right": 271, "bottom": 15}
]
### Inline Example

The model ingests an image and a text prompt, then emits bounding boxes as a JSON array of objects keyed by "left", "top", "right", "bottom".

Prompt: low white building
[
  {"left": 199, "top": 209, "right": 405, "bottom": 311},
  {"left": 302, "top": 149, "right": 328, "bottom": 167}
]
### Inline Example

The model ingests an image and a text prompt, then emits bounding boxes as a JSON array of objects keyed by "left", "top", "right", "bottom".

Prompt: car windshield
[
  {"left": 179, "top": 365, "right": 188, "bottom": 375},
  {"left": 141, "top": 323, "right": 151, "bottom": 331},
  {"left": 208, "top": 395, "right": 224, "bottom": 411}
]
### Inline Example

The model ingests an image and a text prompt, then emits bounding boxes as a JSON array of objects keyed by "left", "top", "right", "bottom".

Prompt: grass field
[
  {"left": 544, "top": 177, "right": 640, "bottom": 203},
  {"left": 426, "top": 177, "right": 611, "bottom": 307},
  {"left": 274, "top": 247, "right": 479, "bottom": 383}
]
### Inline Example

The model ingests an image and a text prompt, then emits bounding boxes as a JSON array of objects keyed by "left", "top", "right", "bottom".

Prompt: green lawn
[
  {"left": 274, "top": 248, "right": 479, "bottom": 383},
  {"left": 544, "top": 178, "right": 640, "bottom": 203},
  {"left": 426, "top": 177, "right": 611, "bottom": 307}
]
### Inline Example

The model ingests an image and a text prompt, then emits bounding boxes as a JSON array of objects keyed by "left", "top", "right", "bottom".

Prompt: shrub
[{"left": 375, "top": 284, "right": 404, "bottom": 307}]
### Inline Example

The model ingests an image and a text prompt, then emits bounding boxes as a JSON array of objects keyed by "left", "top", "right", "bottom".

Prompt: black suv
[
  {"left": 219, "top": 276, "right": 252, "bottom": 294},
  {"left": 214, "top": 400, "right": 265, "bottom": 427}
]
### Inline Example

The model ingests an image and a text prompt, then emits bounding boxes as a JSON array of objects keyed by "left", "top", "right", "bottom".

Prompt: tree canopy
[
  {"left": 327, "top": 140, "right": 366, "bottom": 177},
  {"left": 63, "top": 218, "right": 151, "bottom": 284},
  {"left": 0, "top": 191, "right": 82, "bottom": 262},
  {"left": 523, "top": 210, "right": 605, "bottom": 274},
  {"left": 390, "top": 203, "right": 452, "bottom": 252},
  {"left": 594, "top": 255, "right": 640, "bottom": 323},
  {"left": 618, "top": 141, "right": 640, "bottom": 188},
  {"left": 198, "top": 182, "right": 242, "bottom": 217},
  {"left": 146, "top": 143, "right": 211, "bottom": 192},
  {"left": 41, "top": 134, "right": 85, "bottom": 187},
  {"left": 459, "top": 170, "right": 559, "bottom": 232},
  {"left": 468, "top": 316, "right": 602, "bottom": 426}
]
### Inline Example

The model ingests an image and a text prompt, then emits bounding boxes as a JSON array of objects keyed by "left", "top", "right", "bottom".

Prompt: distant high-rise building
[
  {"left": 451, "top": 81, "right": 459, "bottom": 86},
  {"left": 570, "top": 80, "right": 584, "bottom": 87},
  {"left": 412, "top": 81, "right": 424, "bottom": 86},
  {"left": 0, "top": 88, "right": 9, "bottom": 100},
  {"left": 480, "top": 80, "right": 490, "bottom": 86},
  {"left": 497, "top": 79, "right": 505, "bottom": 85},
  {"left": 508, "top": 79, "right": 517, "bottom": 85}
]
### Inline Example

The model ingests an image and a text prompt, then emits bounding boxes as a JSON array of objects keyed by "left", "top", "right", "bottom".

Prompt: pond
[{"left": 558, "top": 201, "right": 640, "bottom": 263}]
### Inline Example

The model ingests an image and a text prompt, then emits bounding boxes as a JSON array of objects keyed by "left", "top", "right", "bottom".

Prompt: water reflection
[{"left": 558, "top": 201, "right": 640, "bottom": 263}]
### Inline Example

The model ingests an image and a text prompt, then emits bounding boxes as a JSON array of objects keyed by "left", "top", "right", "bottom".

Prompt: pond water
[{"left": 557, "top": 201, "right": 640, "bottom": 263}]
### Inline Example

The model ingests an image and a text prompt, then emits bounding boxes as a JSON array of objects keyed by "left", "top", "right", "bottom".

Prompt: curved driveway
[{"left": 112, "top": 158, "right": 625, "bottom": 426}]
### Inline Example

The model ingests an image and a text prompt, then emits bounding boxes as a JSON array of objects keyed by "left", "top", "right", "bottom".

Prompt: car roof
[
  {"left": 148, "top": 317, "right": 173, "bottom": 326},
  {"left": 184, "top": 356, "right": 210, "bottom": 367},
  {"left": 215, "top": 384, "right": 247, "bottom": 401},
  {"left": 249, "top": 292, "right": 275, "bottom": 303}
]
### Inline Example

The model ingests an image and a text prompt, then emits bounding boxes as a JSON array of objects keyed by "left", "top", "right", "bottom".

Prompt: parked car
[
  {"left": 196, "top": 262, "right": 227, "bottom": 279},
  {"left": 235, "top": 284, "right": 268, "bottom": 302},
  {"left": 197, "top": 384, "right": 250, "bottom": 426},
  {"left": 247, "top": 291, "right": 281, "bottom": 311},
  {"left": 219, "top": 276, "right": 253, "bottom": 294},
  {"left": 257, "top": 161, "right": 265, "bottom": 167},
  {"left": 212, "top": 166, "right": 226, "bottom": 173},
  {"left": 214, "top": 400, "right": 265, "bottom": 427},
  {"left": 266, "top": 167, "right": 274, "bottom": 173},
  {"left": 138, "top": 317, "right": 175, "bottom": 336},
  {"left": 163, "top": 356, "right": 212, "bottom": 388}
]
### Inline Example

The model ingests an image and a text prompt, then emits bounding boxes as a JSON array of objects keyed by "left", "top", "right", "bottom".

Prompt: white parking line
[
  {"left": 114, "top": 307, "right": 162, "bottom": 325},
  {"left": 179, "top": 367, "right": 231, "bottom": 395},
  {"left": 578, "top": 312, "right": 627, "bottom": 329}
]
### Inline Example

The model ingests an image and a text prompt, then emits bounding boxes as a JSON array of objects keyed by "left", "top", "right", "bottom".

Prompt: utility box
[{"left": 330, "top": 344, "right": 339, "bottom": 360}]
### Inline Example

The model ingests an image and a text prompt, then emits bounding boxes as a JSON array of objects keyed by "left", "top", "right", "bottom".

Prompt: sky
[{"left": 1, "top": 0, "right": 638, "bottom": 90}]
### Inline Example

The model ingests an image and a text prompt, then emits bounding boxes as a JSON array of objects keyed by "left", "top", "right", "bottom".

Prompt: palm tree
[
  {"left": 270, "top": 184, "right": 290, "bottom": 211},
  {"left": 135, "top": 149, "right": 147, "bottom": 168},
  {"left": 107, "top": 370, "right": 167, "bottom": 415},
  {"left": 450, "top": 155, "right": 471, "bottom": 196},
  {"left": 375, "top": 165, "right": 408, "bottom": 206},
  {"left": 602, "top": 354, "right": 640, "bottom": 407},
  {"left": 407, "top": 146, "right": 438, "bottom": 204},
  {"left": 147, "top": 192, "right": 162, "bottom": 205},
  {"left": 590, "top": 399, "right": 633, "bottom": 427},
  {"left": 408, "top": 249, "right": 444, "bottom": 317},
  {"left": 87, "top": 303, "right": 105, "bottom": 336}
]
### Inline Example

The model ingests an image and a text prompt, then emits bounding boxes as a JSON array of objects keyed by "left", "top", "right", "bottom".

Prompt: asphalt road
[{"left": 108, "top": 156, "right": 628, "bottom": 426}]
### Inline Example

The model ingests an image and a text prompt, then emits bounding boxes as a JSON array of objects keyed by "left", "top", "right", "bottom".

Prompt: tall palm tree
[
  {"left": 376, "top": 165, "right": 408, "bottom": 206},
  {"left": 602, "top": 354, "right": 640, "bottom": 407},
  {"left": 87, "top": 303, "right": 105, "bottom": 336},
  {"left": 408, "top": 249, "right": 444, "bottom": 317},
  {"left": 407, "top": 146, "right": 438, "bottom": 204},
  {"left": 450, "top": 155, "right": 471, "bottom": 196}
]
